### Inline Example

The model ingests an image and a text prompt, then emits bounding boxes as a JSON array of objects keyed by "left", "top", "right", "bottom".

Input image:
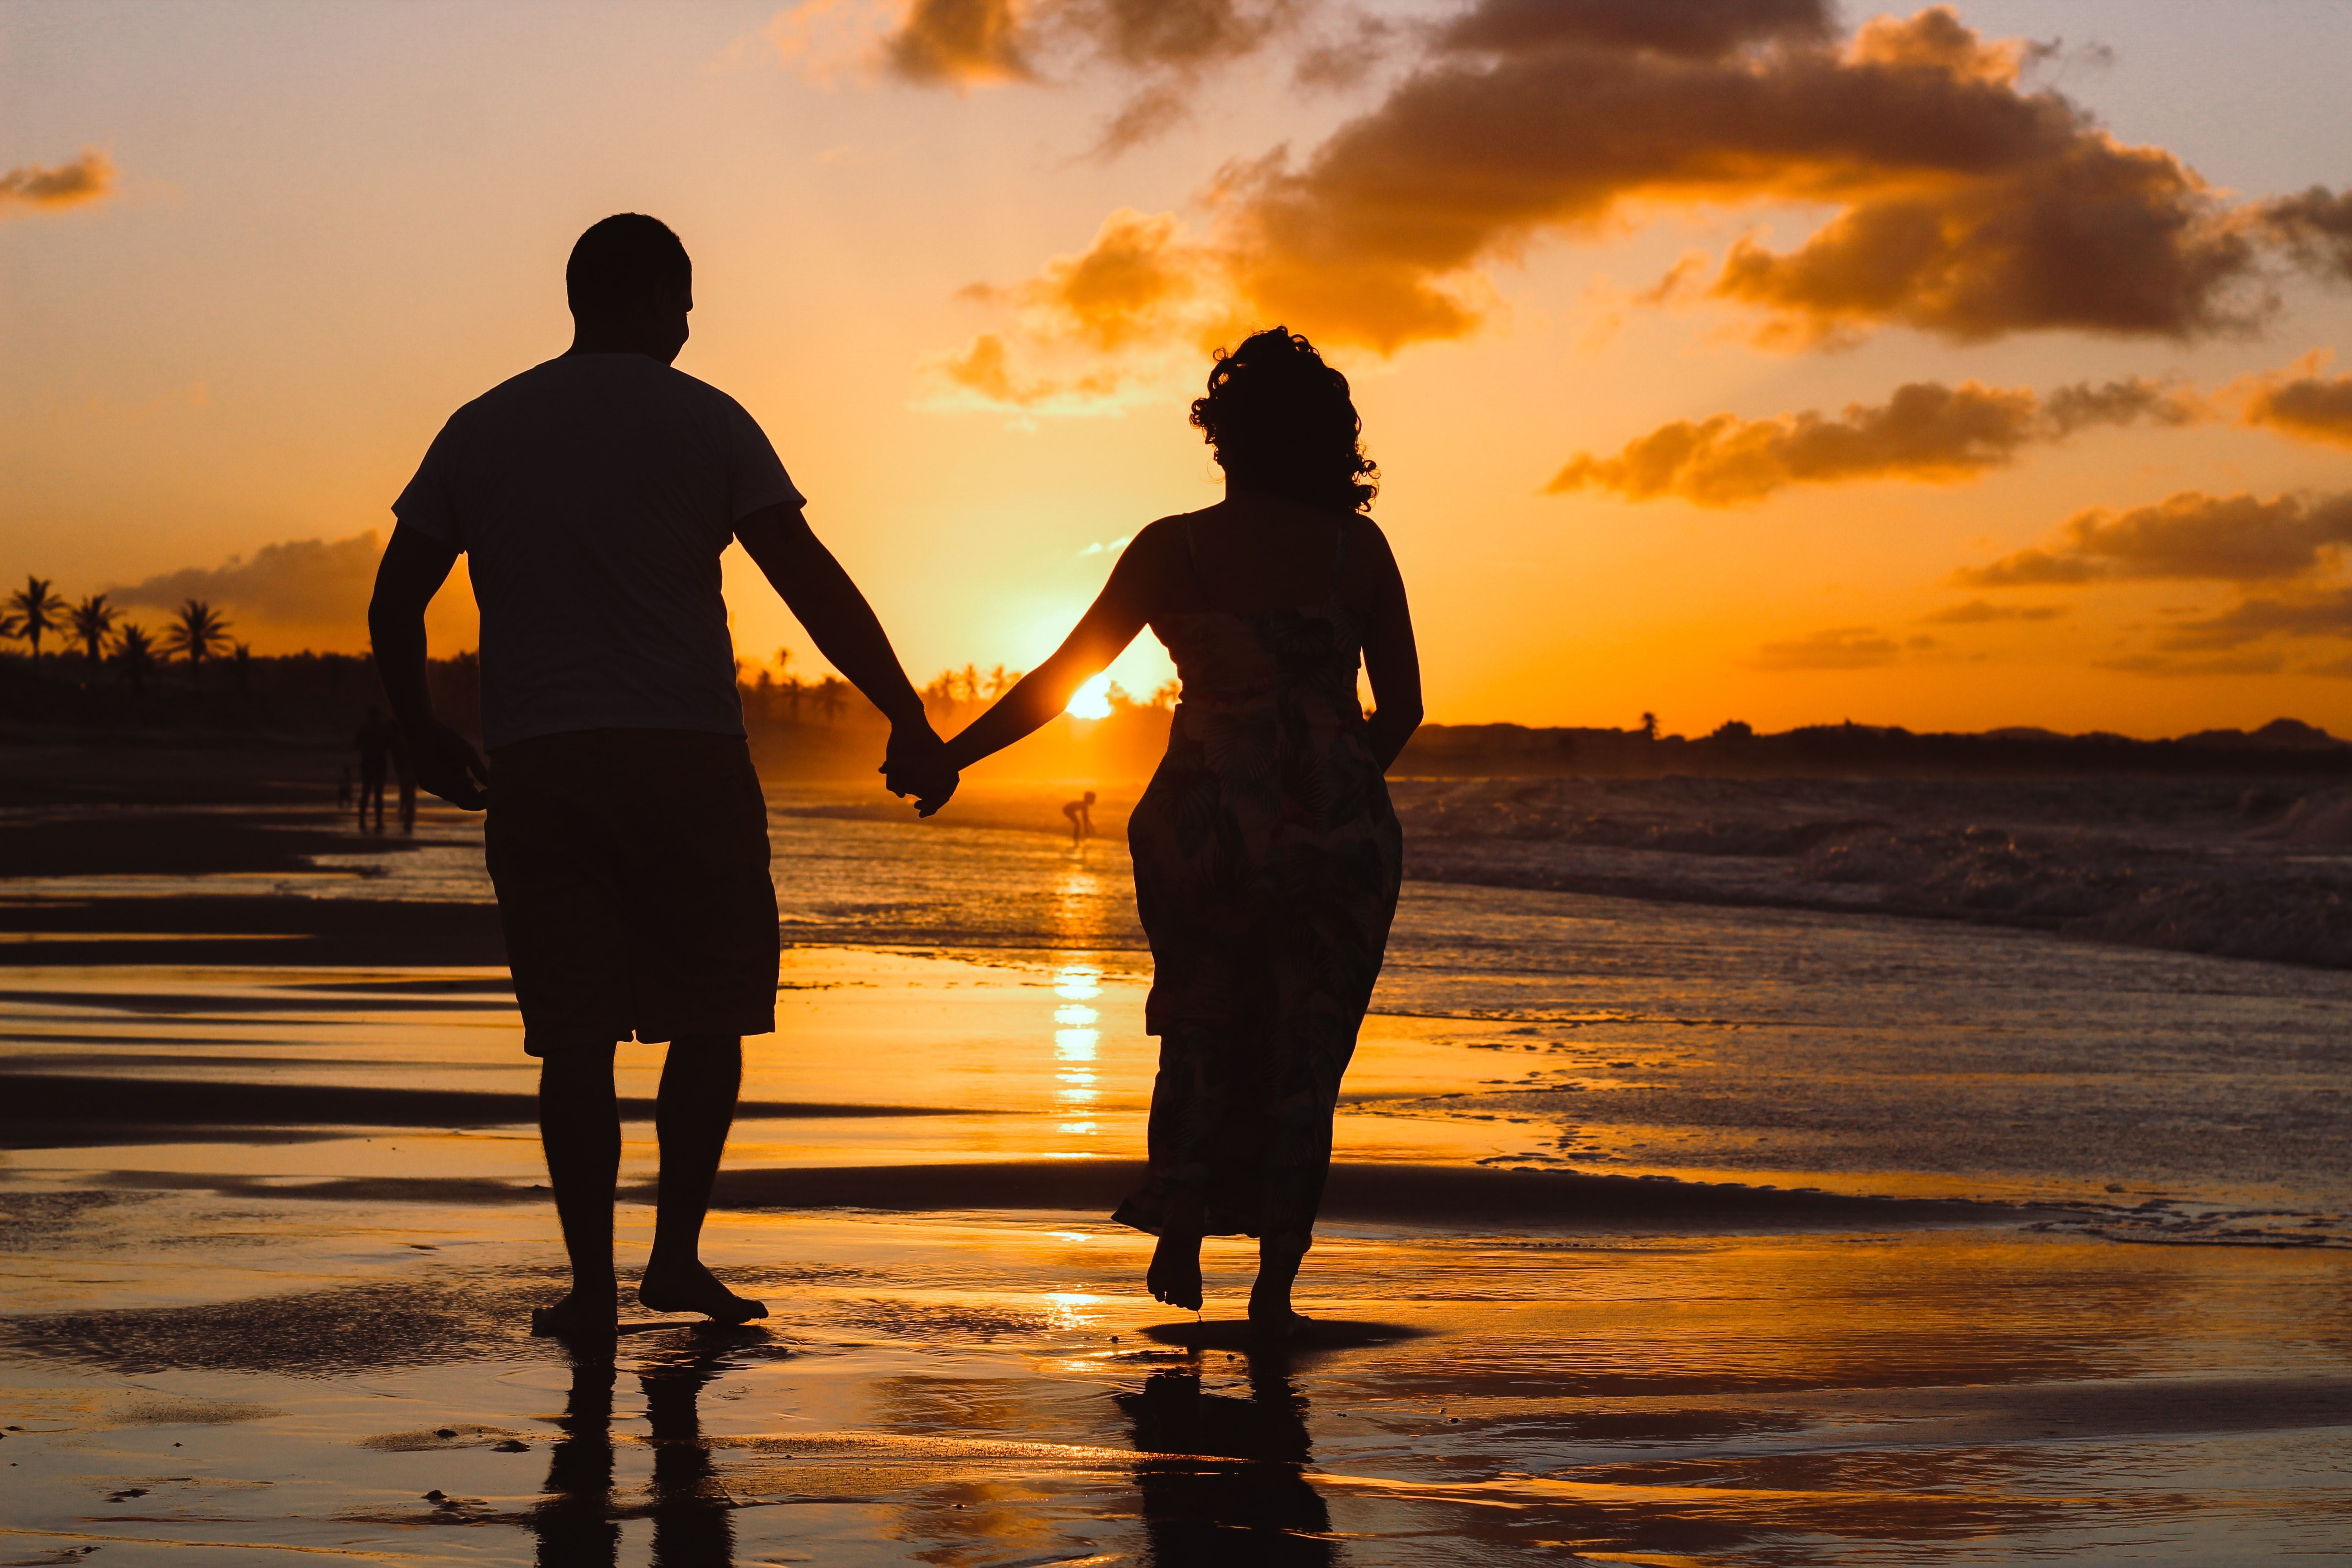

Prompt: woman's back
[{"left": 1147, "top": 495, "right": 1373, "bottom": 715}]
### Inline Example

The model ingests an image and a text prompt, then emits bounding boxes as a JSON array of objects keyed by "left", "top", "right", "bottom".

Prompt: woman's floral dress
[{"left": 1112, "top": 526, "right": 1403, "bottom": 1242}]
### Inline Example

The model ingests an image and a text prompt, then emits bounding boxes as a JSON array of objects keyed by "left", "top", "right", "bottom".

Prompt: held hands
[
  {"left": 882, "top": 718, "right": 958, "bottom": 818},
  {"left": 412, "top": 718, "right": 492, "bottom": 810}
]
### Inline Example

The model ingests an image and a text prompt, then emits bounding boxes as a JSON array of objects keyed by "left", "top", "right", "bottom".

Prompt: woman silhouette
[{"left": 925, "top": 329, "right": 1421, "bottom": 1334}]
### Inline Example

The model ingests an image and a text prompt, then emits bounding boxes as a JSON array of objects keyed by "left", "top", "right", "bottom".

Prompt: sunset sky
[{"left": 7, "top": 0, "right": 2352, "bottom": 736}]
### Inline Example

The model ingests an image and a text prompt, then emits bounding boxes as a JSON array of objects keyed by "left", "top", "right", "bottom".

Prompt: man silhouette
[
  {"left": 369, "top": 213, "right": 953, "bottom": 1337},
  {"left": 1063, "top": 789, "right": 1096, "bottom": 845}
]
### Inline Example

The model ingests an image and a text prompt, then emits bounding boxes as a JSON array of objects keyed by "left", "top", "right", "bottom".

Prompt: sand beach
[{"left": 1, "top": 789, "right": 2347, "bottom": 1563}]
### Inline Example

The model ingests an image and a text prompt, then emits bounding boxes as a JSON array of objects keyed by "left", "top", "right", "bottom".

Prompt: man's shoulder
[
  {"left": 654, "top": 364, "right": 756, "bottom": 420},
  {"left": 439, "top": 358, "right": 573, "bottom": 425}
]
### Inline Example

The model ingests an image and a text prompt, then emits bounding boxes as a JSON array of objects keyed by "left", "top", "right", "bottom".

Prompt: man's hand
[
  {"left": 412, "top": 718, "right": 492, "bottom": 810},
  {"left": 882, "top": 719, "right": 957, "bottom": 818}
]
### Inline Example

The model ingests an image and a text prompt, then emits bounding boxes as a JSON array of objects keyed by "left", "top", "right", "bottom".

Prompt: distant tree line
[{"left": 2, "top": 574, "right": 242, "bottom": 696}]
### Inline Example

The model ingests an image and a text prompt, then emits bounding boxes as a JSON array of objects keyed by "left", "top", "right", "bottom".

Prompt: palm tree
[
  {"left": 69, "top": 594, "right": 118, "bottom": 674},
  {"left": 7, "top": 576, "right": 67, "bottom": 669},
  {"left": 816, "top": 675, "right": 845, "bottom": 725},
  {"left": 231, "top": 641, "right": 253, "bottom": 691},
  {"left": 160, "top": 598, "right": 233, "bottom": 677},
  {"left": 113, "top": 623, "right": 157, "bottom": 695},
  {"left": 1639, "top": 710, "right": 1658, "bottom": 741}
]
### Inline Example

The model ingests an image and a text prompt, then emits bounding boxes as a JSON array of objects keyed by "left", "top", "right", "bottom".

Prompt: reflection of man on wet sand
[
  {"left": 369, "top": 212, "right": 952, "bottom": 1340},
  {"left": 1063, "top": 789, "right": 1096, "bottom": 845}
]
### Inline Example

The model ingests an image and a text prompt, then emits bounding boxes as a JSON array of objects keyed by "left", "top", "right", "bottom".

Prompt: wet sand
[{"left": 3, "top": 803, "right": 2349, "bottom": 1562}]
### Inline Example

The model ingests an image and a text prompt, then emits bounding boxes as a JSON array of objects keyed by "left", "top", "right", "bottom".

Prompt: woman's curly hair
[{"left": 1189, "top": 328, "right": 1378, "bottom": 515}]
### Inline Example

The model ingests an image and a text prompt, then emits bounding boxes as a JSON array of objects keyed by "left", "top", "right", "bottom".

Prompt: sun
[{"left": 1065, "top": 672, "right": 1112, "bottom": 719}]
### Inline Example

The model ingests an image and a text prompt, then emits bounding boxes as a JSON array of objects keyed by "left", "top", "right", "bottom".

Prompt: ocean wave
[{"left": 1395, "top": 777, "right": 2352, "bottom": 970}]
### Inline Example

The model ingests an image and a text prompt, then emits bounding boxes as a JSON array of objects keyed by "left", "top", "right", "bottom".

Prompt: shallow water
[{"left": 2, "top": 791, "right": 2349, "bottom": 1561}]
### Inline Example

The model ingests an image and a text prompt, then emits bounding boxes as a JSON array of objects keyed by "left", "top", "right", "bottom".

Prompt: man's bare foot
[
  {"left": 1146, "top": 1230, "right": 1204, "bottom": 1311},
  {"left": 637, "top": 1259, "right": 768, "bottom": 1324},
  {"left": 530, "top": 1289, "right": 619, "bottom": 1340}
]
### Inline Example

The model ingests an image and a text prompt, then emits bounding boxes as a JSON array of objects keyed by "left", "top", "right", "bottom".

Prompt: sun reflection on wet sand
[
  {"left": 0, "top": 1201, "right": 2345, "bottom": 1563},
  {"left": 4, "top": 797, "right": 2350, "bottom": 1558}
]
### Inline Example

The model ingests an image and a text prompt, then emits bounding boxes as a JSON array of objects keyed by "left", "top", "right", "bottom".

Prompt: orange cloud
[
  {"left": 0, "top": 149, "right": 114, "bottom": 216},
  {"left": 109, "top": 532, "right": 386, "bottom": 623},
  {"left": 778, "top": 0, "right": 1304, "bottom": 145},
  {"left": 956, "top": 2, "right": 2332, "bottom": 401},
  {"left": 2095, "top": 651, "right": 2287, "bottom": 678},
  {"left": 884, "top": 0, "right": 1032, "bottom": 82},
  {"left": 2163, "top": 589, "right": 2352, "bottom": 652},
  {"left": 1547, "top": 376, "right": 2197, "bottom": 505},
  {"left": 1959, "top": 491, "right": 2352, "bottom": 587},
  {"left": 106, "top": 531, "right": 477, "bottom": 652},
  {"left": 1918, "top": 599, "right": 2066, "bottom": 624},
  {"left": 2237, "top": 353, "right": 2352, "bottom": 448},
  {"left": 933, "top": 210, "right": 1242, "bottom": 411},
  {"left": 927, "top": 331, "right": 1125, "bottom": 411},
  {"left": 1748, "top": 626, "right": 1902, "bottom": 671}
]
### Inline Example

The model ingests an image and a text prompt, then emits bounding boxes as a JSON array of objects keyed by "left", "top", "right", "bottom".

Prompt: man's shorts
[{"left": 485, "top": 728, "right": 778, "bottom": 1055}]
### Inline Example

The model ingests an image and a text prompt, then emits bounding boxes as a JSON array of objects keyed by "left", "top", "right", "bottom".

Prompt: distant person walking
[
  {"left": 1063, "top": 789, "right": 1096, "bottom": 845},
  {"left": 371, "top": 213, "right": 952, "bottom": 1340},
  {"left": 906, "top": 329, "right": 1420, "bottom": 1336},
  {"left": 354, "top": 706, "right": 392, "bottom": 833}
]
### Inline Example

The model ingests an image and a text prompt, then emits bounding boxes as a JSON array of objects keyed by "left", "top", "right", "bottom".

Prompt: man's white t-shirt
[{"left": 392, "top": 354, "right": 802, "bottom": 751}]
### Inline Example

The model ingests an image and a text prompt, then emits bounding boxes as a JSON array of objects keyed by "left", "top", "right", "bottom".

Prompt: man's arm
[
  {"left": 733, "top": 503, "right": 951, "bottom": 806},
  {"left": 368, "top": 523, "right": 491, "bottom": 809}
]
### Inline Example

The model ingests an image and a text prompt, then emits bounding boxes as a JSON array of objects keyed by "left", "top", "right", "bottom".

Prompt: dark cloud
[
  {"left": 2095, "top": 652, "right": 2288, "bottom": 678},
  {"left": 1748, "top": 626, "right": 1901, "bottom": 670},
  {"left": 1958, "top": 490, "right": 2352, "bottom": 588},
  {"left": 1438, "top": 0, "right": 1833, "bottom": 59},
  {"left": 2162, "top": 589, "right": 2352, "bottom": 652},
  {"left": 883, "top": 0, "right": 1032, "bottom": 82},
  {"left": 858, "top": 0, "right": 1303, "bottom": 141},
  {"left": 1291, "top": 11, "right": 1396, "bottom": 92},
  {"left": 0, "top": 149, "right": 114, "bottom": 216},
  {"left": 961, "top": 1, "right": 2323, "bottom": 378},
  {"left": 1076, "top": 0, "right": 1295, "bottom": 72},
  {"left": 2257, "top": 186, "right": 2352, "bottom": 284},
  {"left": 1547, "top": 375, "right": 2196, "bottom": 505},
  {"left": 865, "top": 0, "right": 1308, "bottom": 88},
  {"left": 2240, "top": 365, "right": 2352, "bottom": 448},
  {"left": 108, "top": 533, "right": 385, "bottom": 627},
  {"left": 1919, "top": 599, "right": 2067, "bottom": 624}
]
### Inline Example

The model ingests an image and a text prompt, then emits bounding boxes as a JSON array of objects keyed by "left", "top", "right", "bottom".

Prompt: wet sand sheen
[
  {"left": 1, "top": 1198, "right": 2346, "bottom": 1564},
  {"left": 4, "top": 802, "right": 2350, "bottom": 1560}
]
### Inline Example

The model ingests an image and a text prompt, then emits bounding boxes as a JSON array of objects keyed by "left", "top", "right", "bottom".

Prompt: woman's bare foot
[
  {"left": 1145, "top": 1191, "right": 1206, "bottom": 1311},
  {"left": 530, "top": 1287, "right": 619, "bottom": 1341},
  {"left": 637, "top": 1259, "right": 768, "bottom": 1324},
  {"left": 1146, "top": 1230, "right": 1205, "bottom": 1311}
]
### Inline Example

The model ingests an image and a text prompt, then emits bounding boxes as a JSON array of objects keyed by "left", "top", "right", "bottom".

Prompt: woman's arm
[
  {"left": 1357, "top": 521, "right": 1423, "bottom": 773},
  {"left": 937, "top": 528, "right": 1164, "bottom": 774}
]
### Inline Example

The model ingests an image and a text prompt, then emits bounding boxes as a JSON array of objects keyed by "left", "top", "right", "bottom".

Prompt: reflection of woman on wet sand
[{"left": 911, "top": 329, "right": 1421, "bottom": 1335}]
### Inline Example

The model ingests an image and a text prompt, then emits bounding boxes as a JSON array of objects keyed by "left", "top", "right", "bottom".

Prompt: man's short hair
[{"left": 566, "top": 214, "right": 691, "bottom": 318}]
